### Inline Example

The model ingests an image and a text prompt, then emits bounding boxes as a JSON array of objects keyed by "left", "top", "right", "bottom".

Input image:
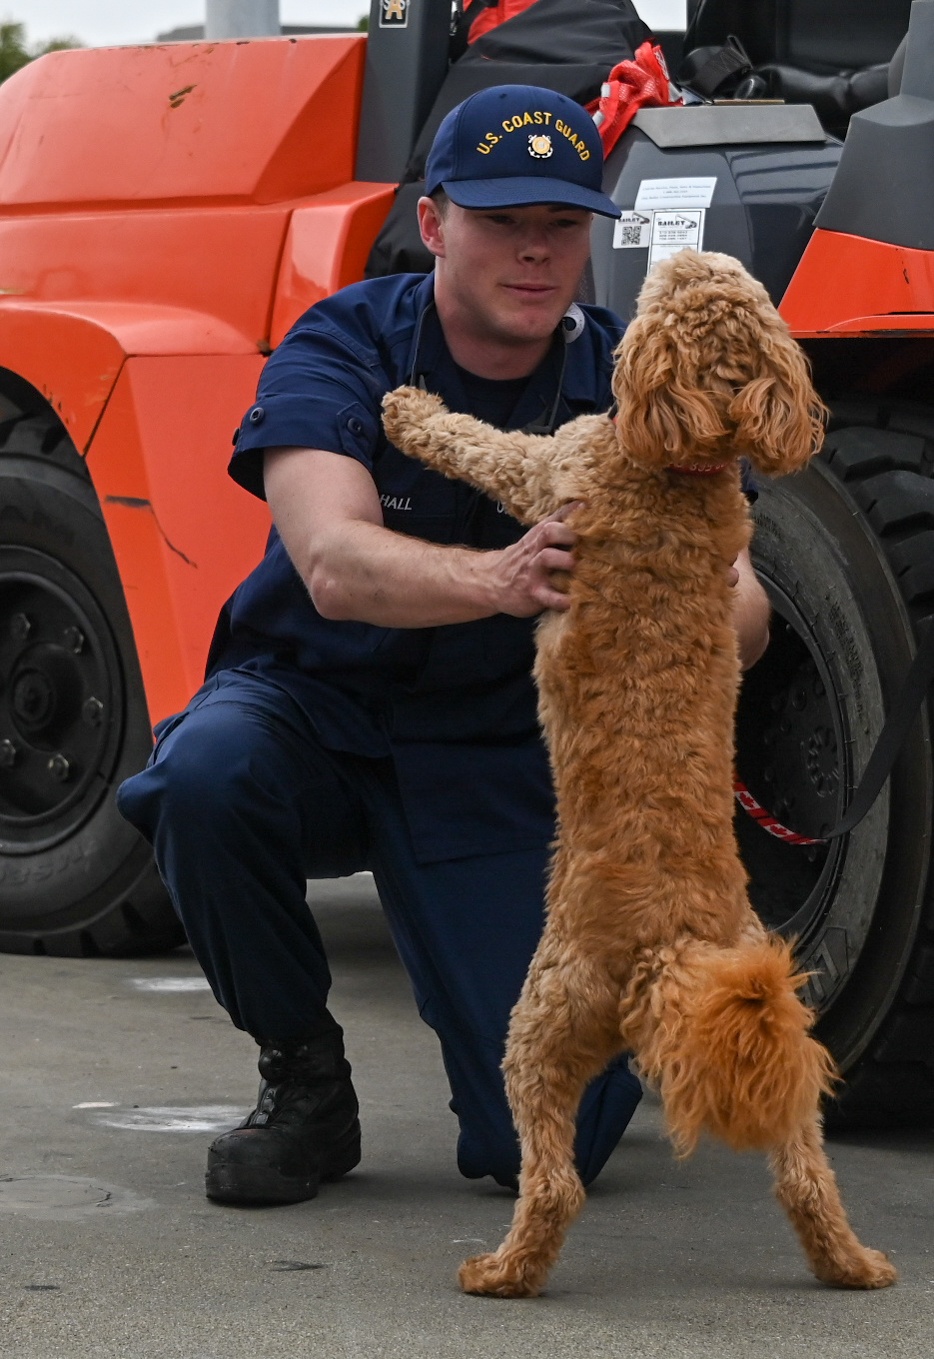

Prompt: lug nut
[
  {"left": 47, "top": 753, "right": 71, "bottom": 782},
  {"left": 10, "top": 612, "right": 32, "bottom": 642},
  {"left": 62, "top": 626, "right": 85, "bottom": 654},
  {"left": 82, "top": 696, "right": 104, "bottom": 727},
  {"left": 0, "top": 739, "right": 17, "bottom": 768}
]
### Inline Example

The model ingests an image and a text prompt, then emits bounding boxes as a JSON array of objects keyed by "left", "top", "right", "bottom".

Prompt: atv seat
[{"left": 681, "top": 0, "right": 913, "bottom": 137}]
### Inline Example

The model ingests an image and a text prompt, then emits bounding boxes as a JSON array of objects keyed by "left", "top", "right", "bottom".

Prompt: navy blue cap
[{"left": 424, "top": 84, "right": 621, "bottom": 219}]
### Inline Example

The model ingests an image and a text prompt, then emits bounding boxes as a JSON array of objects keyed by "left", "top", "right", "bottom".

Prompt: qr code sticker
[{"left": 613, "top": 212, "right": 651, "bottom": 250}]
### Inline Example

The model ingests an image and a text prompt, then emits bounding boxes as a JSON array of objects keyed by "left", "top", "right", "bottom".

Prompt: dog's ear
[
  {"left": 612, "top": 317, "right": 731, "bottom": 470},
  {"left": 613, "top": 251, "right": 827, "bottom": 477},
  {"left": 727, "top": 327, "right": 827, "bottom": 477}
]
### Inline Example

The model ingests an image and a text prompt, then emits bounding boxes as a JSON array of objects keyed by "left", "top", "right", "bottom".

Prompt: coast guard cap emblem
[{"left": 528, "top": 133, "right": 553, "bottom": 159}]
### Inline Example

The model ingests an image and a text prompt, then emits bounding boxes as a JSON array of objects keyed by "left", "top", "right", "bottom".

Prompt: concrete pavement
[{"left": 0, "top": 874, "right": 930, "bottom": 1358}]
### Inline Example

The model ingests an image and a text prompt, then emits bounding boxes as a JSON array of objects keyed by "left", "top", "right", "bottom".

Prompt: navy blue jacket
[{"left": 208, "top": 272, "right": 625, "bottom": 862}]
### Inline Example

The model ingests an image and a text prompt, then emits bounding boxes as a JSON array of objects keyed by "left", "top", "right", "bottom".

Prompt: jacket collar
[{"left": 401, "top": 273, "right": 605, "bottom": 432}]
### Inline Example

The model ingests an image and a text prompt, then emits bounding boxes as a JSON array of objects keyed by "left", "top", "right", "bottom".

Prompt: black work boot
[{"left": 205, "top": 1031, "right": 361, "bottom": 1205}]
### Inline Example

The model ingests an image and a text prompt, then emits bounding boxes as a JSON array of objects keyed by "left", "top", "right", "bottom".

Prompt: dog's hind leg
[
  {"left": 459, "top": 951, "right": 621, "bottom": 1298},
  {"left": 769, "top": 1116, "right": 897, "bottom": 1288}
]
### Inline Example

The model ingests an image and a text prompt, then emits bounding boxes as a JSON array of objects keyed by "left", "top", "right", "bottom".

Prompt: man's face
[{"left": 418, "top": 198, "right": 593, "bottom": 362}]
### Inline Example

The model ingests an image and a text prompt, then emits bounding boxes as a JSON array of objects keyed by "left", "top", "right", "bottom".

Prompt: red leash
[{"left": 733, "top": 778, "right": 824, "bottom": 846}]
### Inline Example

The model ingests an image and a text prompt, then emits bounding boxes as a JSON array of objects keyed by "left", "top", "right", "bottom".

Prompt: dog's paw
[
  {"left": 381, "top": 385, "right": 446, "bottom": 449},
  {"left": 815, "top": 1246, "right": 898, "bottom": 1290},
  {"left": 458, "top": 1251, "right": 543, "bottom": 1299},
  {"left": 860, "top": 1251, "right": 898, "bottom": 1289}
]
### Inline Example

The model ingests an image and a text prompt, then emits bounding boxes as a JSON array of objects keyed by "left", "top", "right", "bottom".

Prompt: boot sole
[{"left": 205, "top": 1125, "right": 361, "bottom": 1206}]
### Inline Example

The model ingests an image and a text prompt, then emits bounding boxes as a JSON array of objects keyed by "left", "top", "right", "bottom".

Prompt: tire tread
[
  {"left": 0, "top": 408, "right": 183, "bottom": 958},
  {"left": 820, "top": 409, "right": 934, "bottom": 1128}
]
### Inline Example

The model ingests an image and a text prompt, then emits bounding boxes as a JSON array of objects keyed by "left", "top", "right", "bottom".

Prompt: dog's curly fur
[{"left": 382, "top": 250, "right": 896, "bottom": 1298}]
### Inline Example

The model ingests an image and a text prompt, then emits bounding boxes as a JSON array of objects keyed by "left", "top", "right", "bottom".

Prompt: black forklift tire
[
  {"left": 738, "top": 406, "right": 934, "bottom": 1127},
  {"left": 0, "top": 412, "right": 185, "bottom": 956}
]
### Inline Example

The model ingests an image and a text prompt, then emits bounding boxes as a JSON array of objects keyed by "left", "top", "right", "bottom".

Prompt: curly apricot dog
[{"left": 382, "top": 250, "right": 896, "bottom": 1297}]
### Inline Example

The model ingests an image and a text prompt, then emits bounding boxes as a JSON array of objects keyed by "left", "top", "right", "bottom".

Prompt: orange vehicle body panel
[
  {"left": 0, "top": 36, "right": 397, "bottom": 726},
  {"left": 87, "top": 356, "right": 271, "bottom": 722},
  {"left": 781, "top": 229, "right": 934, "bottom": 337},
  {"left": 0, "top": 209, "right": 293, "bottom": 348},
  {"left": 0, "top": 301, "right": 260, "bottom": 452},
  {"left": 270, "top": 182, "right": 397, "bottom": 345},
  {"left": 0, "top": 37, "right": 365, "bottom": 207},
  {"left": 0, "top": 305, "right": 128, "bottom": 451}
]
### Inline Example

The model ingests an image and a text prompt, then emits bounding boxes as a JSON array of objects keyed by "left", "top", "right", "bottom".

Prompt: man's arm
[
  {"left": 731, "top": 546, "right": 771, "bottom": 671},
  {"left": 264, "top": 446, "right": 578, "bottom": 627}
]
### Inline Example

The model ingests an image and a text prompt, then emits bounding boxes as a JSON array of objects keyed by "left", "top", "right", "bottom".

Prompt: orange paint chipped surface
[{"left": 0, "top": 37, "right": 364, "bottom": 207}]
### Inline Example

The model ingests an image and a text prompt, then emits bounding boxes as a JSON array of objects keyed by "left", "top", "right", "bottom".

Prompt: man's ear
[{"left": 417, "top": 196, "right": 446, "bottom": 260}]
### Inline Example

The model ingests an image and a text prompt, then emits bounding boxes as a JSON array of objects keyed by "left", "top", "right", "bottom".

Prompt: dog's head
[{"left": 612, "top": 250, "right": 826, "bottom": 477}]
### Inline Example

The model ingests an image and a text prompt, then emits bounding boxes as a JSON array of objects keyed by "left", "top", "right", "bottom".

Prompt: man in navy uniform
[{"left": 118, "top": 85, "right": 770, "bottom": 1207}]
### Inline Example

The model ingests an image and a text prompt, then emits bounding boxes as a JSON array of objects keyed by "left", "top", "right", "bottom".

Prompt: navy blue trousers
[{"left": 117, "top": 669, "right": 642, "bottom": 1187}]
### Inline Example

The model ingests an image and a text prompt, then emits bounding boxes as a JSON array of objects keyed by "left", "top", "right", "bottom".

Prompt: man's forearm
[
  {"left": 305, "top": 509, "right": 579, "bottom": 626},
  {"left": 307, "top": 519, "right": 500, "bottom": 627},
  {"left": 265, "top": 446, "right": 577, "bottom": 628}
]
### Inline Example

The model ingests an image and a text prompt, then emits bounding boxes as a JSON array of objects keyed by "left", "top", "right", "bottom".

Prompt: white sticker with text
[
  {"left": 647, "top": 209, "right": 705, "bottom": 269},
  {"left": 634, "top": 177, "right": 717, "bottom": 210}
]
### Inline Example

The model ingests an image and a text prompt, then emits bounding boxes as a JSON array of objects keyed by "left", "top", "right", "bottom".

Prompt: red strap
[
  {"left": 733, "top": 778, "right": 824, "bottom": 846},
  {"left": 586, "top": 42, "right": 682, "bottom": 157},
  {"left": 465, "top": 0, "right": 538, "bottom": 43}
]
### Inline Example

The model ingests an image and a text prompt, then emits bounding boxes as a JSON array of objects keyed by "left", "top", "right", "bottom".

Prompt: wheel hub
[
  {"left": 805, "top": 724, "right": 839, "bottom": 797},
  {"left": 755, "top": 648, "right": 842, "bottom": 832},
  {"left": 735, "top": 603, "right": 848, "bottom": 944},
  {"left": 11, "top": 664, "right": 58, "bottom": 731},
  {"left": 0, "top": 554, "right": 121, "bottom": 845}
]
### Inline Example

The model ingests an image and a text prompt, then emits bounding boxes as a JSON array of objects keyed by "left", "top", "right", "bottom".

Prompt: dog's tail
[{"left": 625, "top": 937, "right": 838, "bottom": 1157}]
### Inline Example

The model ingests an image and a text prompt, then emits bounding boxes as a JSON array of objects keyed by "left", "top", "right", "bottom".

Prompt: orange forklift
[{"left": 0, "top": 0, "right": 930, "bottom": 1127}]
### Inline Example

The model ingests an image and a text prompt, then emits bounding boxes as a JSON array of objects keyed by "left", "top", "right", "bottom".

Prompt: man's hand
[
  {"left": 483, "top": 502, "right": 582, "bottom": 617},
  {"left": 730, "top": 547, "right": 771, "bottom": 670},
  {"left": 265, "top": 446, "right": 581, "bottom": 628}
]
